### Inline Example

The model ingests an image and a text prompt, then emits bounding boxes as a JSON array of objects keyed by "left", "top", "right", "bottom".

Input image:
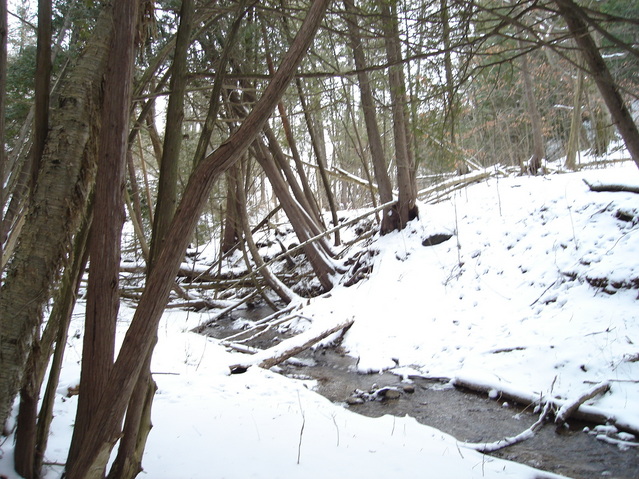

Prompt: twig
[{"left": 297, "top": 392, "right": 305, "bottom": 465}]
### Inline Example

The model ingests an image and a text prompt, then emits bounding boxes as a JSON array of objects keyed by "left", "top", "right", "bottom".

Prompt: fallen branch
[
  {"left": 461, "top": 402, "right": 552, "bottom": 453},
  {"left": 418, "top": 168, "right": 495, "bottom": 201},
  {"left": 555, "top": 381, "right": 610, "bottom": 429},
  {"left": 229, "top": 317, "right": 354, "bottom": 372},
  {"left": 583, "top": 179, "right": 639, "bottom": 194},
  {"left": 190, "top": 291, "right": 260, "bottom": 334}
]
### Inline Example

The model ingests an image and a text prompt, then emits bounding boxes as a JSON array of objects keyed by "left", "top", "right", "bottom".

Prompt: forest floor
[{"left": 2, "top": 153, "right": 639, "bottom": 478}]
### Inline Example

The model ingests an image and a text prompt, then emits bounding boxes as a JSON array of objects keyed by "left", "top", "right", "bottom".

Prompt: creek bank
[{"left": 201, "top": 309, "right": 639, "bottom": 479}]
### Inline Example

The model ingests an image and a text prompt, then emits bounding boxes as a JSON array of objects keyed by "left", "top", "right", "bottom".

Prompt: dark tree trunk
[
  {"left": 519, "top": 40, "right": 544, "bottom": 175},
  {"left": 66, "top": 1, "right": 139, "bottom": 477},
  {"left": 296, "top": 79, "right": 341, "bottom": 246},
  {"left": 554, "top": 0, "right": 639, "bottom": 169},
  {"left": 382, "top": 0, "right": 418, "bottom": 228},
  {"left": 343, "top": 0, "right": 398, "bottom": 234},
  {"left": 0, "top": 0, "right": 7, "bottom": 241}
]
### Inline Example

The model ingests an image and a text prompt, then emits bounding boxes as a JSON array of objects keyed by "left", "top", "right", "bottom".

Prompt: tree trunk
[
  {"left": 382, "top": 0, "right": 418, "bottom": 227},
  {"left": 235, "top": 159, "right": 296, "bottom": 303},
  {"left": 554, "top": 0, "right": 639, "bottom": 169},
  {"left": 0, "top": 0, "right": 7, "bottom": 267},
  {"left": 519, "top": 40, "right": 545, "bottom": 175},
  {"left": 253, "top": 139, "right": 335, "bottom": 291},
  {"left": 109, "top": 3, "right": 193, "bottom": 478},
  {"left": 34, "top": 208, "right": 91, "bottom": 478},
  {"left": 0, "top": 5, "right": 113, "bottom": 431},
  {"left": 65, "top": 1, "right": 139, "bottom": 477},
  {"left": 296, "top": 79, "right": 341, "bottom": 246},
  {"left": 565, "top": 64, "right": 584, "bottom": 170},
  {"left": 343, "top": 0, "right": 397, "bottom": 234},
  {"left": 62, "top": 3, "right": 330, "bottom": 477},
  {"left": 30, "top": 0, "right": 52, "bottom": 198}
]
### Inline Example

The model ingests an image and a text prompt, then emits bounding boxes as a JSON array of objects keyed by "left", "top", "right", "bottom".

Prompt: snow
[{"left": 2, "top": 159, "right": 639, "bottom": 478}]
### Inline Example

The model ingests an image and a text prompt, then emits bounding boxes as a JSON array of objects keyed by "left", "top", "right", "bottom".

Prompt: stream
[{"left": 201, "top": 306, "right": 639, "bottom": 479}]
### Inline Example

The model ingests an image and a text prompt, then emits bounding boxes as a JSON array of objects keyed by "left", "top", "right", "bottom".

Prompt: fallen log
[
  {"left": 583, "top": 179, "right": 639, "bottom": 194},
  {"left": 452, "top": 375, "right": 638, "bottom": 435},
  {"left": 229, "top": 317, "right": 354, "bottom": 372}
]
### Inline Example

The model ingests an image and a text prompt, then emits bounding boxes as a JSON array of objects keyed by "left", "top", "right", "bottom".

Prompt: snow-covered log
[
  {"left": 583, "top": 179, "right": 639, "bottom": 194},
  {"left": 229, "top": 317, "right": 354, "bottom": 372},
  {"left": 452, "top": 375, "right": 638, "bottom": 435}
]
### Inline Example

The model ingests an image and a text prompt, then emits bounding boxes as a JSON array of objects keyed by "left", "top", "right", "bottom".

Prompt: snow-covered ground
[{"left": 2, "top": 158, "right": 638, "bottom": 478}]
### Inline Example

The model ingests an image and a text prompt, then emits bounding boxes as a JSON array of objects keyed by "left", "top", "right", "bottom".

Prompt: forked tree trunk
[
  {"left": 63, "top": 3, "right": 331, "bottom": 477},
  {"left": 554, "top": 0, "right": 639, "bottom": 169},
  {"left": 0, "top": 5, "right": 113, "bottom": 431}
]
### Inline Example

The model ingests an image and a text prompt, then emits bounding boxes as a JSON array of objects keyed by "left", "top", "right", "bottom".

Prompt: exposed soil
[{"left": 202, "top": 309, "right": 639, "bottom": 479}]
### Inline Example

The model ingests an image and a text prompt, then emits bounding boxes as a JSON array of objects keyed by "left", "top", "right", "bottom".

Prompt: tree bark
[
  {"left": 0, "top": 0, "right": 7, "bottom": 266},
  {"left": 382, "top": 0, "right": 418, "bottom": 227},
  {"left": 554, "top": 0, "right": 639, "bottom": 169},
  {"left": 343, "top": 0, "right": 397, "bottom": 234},
  {"left": 519, "top": 40, "right": 544, "bottom": 175},
  {"left": 30, "top": 0, "right": 52, "bottom": 197},
  {"left": 0, "top": 5, "right": 113, "bottom": 430},
  {"left": 565, "top": 63, "right": 584, "bottom": 171},
  {"left": 296, "top": 78, "right": 341, "bottom": 246},
  {"left": 62, "top": 3, "right": 330, "bottom": 477},
  {"left": 235, "top": 159, "right": 296, "bottom": 304},
  {"left": 65, "top": 1, "right": 139, "bottom": 477}
]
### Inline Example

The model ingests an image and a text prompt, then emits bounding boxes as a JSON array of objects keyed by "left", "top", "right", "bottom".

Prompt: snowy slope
[{"left": 1, "top": 160, "right": 638, "bottom": 479}]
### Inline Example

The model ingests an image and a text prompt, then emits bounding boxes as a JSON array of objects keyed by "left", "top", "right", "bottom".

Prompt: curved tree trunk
[{"left": 0, "top": 5, "right": 113, "bottom": 430}]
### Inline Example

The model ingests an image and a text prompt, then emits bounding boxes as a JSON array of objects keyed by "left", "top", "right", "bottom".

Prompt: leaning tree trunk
[
  {"left": 62, "top": 2, "right": 331, "bottom": 477},
  {"left": 0, "top": 5, "right": 113, "bottom": 431},
  {"left": 554, "top": 0, "right": 639, "bottom": 169}
]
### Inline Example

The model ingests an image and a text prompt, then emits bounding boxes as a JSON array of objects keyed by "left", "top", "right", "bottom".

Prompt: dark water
[{"left": 202, "top": 310, "right": 639, "bottom": 479}]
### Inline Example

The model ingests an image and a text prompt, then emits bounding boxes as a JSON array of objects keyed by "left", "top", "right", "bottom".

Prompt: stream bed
[{"left": 202, "top": 309, "right": 639, "bottom": 479}]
